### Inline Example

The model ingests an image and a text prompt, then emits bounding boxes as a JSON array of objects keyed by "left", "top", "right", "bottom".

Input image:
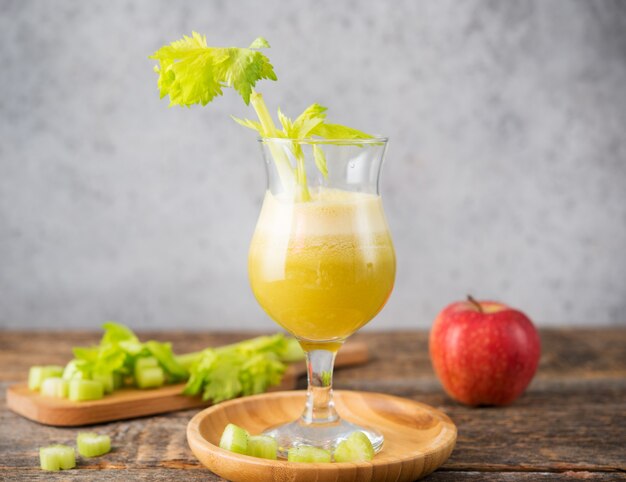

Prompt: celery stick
[
  {"left": 333, "top": 431, "right": 374, "bottom": 462},
  {"left": 28, "top": 365, "right": 64, "bottom": 391},
  {"left": 249, "top": 92, "right": 297, "bottom": 195},
  {"left": 135, "top": 366, "right": 164, "bottom": 389},
  {"left": 287, "top": 445, "right": 332, "bottom": 463},
  {"left": 247, "top": 435, "right": 277, "bottom": 460},
  {"left": 40, "top": 445, "right": 76, "bottom": 471},
  {"left": 40, "top": 377, "right": 69, "bottom": 398},
  {"left": 219, "top": 423, "right": 249, "bottom": 455},
  {"left": 77, "top": 432, "right": 111, "bottom": 457},
  {"left": 68, "top": 379, "right": 104, "bottom": 401},
  {"left": 175, "top": 351, "right": 202, "bottom": 372}
]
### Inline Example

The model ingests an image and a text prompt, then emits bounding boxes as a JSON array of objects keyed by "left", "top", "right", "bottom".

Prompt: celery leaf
[
  {"left": 249, "top": 37, "right": 271, "bottom": 49},
  {"left": 313, "top": 145, "right": 328, "bottom": 178},
  {"left": 310, "top": 122, "right": 373, "bottom": 140},
  {"left": 150, "top": 32, "right": 277, "bottom": 106},
  {"left": 182, "top": 334, "right": 301, "bottom": 402}
]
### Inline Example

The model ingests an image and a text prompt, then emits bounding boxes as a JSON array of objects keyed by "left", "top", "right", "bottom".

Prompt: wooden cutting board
[{"left": 6, "top": 342, "right": 368, "bottom": 427}]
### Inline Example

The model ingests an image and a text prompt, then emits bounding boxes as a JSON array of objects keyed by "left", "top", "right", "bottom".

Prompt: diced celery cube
[{"left": 68, "top": 379, "right": 104, "bottom": 401}]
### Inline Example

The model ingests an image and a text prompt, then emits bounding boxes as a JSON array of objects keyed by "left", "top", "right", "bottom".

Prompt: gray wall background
[{"left": 1, "top": 0, "right": 625, "bottom": 331}]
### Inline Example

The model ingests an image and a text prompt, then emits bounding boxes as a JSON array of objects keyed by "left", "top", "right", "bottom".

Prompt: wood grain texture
[
  {"left": 1, "top": 329, "right": 625, "bottom": 481},
  {"left": 187, "top": 390, "right": 456, "bottom": 482},
  {"left": 5, "top": 342, "right": 368, "bottom": 426}
]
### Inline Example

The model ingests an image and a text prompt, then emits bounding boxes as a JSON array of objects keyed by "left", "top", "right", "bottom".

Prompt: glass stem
[{"left": 301, "top": 349, "right": 339, "bottom": 425}]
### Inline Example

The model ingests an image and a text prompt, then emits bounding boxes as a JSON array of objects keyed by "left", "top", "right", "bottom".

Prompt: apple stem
[{"left": 467, "top": 295, "right": 483, "bottom": 313}]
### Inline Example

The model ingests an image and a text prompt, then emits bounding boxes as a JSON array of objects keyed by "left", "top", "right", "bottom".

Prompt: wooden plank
[
  {"left": 4, "top": 469, "right": 623, "bottom": 481},
  {"left": 1, "top": 329, "right": 625, "bottom": 481}
]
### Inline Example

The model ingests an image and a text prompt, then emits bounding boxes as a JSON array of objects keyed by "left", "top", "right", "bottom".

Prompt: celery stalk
[
  {"left": 249, "top": 92, "right": 301, "bottom": 198},
  {"left": 174, "top": 351, "right": 202, "bottom": 372}
]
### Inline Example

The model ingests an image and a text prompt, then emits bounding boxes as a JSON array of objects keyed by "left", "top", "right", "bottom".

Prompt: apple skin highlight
[{"left": 429, "top": 300, "right": 541, "bottom": 406}]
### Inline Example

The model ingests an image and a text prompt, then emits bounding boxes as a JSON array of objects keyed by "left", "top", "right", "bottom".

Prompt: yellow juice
[{"left": 248, "top": 188, "right": 395, "bottom": 345}]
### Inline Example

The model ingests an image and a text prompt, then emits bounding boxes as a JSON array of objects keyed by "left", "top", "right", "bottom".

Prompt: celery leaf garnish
[
  {"left": 150, "top": 32, "right": 277, "bottom": 106},
  {"left": 150, "top": 33, "right": 376, "bottom": 197}
]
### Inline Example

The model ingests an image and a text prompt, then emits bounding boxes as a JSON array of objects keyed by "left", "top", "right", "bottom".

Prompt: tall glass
[{"left": 248, "top": 137, "right": 395, "bottom": 457}]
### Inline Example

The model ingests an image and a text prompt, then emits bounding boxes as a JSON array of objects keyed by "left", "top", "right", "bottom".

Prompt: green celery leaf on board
[
  {"left": 201, "top": 352, "right": 244, "bottom": 403},
  {"left": 183, "top": 334, "right": 301, "bottom": 403},
  {"left": 64, "top": 321, "right": 304, "bottom": 403},
  {"left": 182, "top": 349, "right": 218, "bottom": 396},
  {"left": 239, "top": 353, "right": 285, "bottom": 395},
  {"left": 101, "top": 322, "right": 139, "bottom": 345}
]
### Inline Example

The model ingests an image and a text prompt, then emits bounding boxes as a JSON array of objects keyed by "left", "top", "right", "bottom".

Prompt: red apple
[{"left": 429, "top": 296, "right": 540, "bottom": 406}]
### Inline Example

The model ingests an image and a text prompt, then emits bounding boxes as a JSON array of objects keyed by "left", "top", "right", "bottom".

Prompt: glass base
[{"left": 263, "top": 417, "right": 384, "bottom": 459}]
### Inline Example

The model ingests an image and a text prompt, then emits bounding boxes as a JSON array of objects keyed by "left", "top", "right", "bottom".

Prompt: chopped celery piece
[
  {"left": 247, "top": 435, "right": 277, "bottom": 460},
  {"left": 28, "top": 365, "right": 64, "bottom": 391},
  {"left": 62, "top": 360, "right": 85, "bottom": 380},
  {"left": 40, "top": 377, "right": 69, "bottom": 398},
  {"left": 135, "top": 366, "right": 164, "bottom": 389},
  {"left": 39, "top": 444, "right": 76, "bottom": 471},
  {"left": 219, "top": 423, "right": 249, "bottom": 455},
  {"left": 144, "top": 340, "right": 188, "bottom": 381},
  {"left": 135, "top": 356, "right": 158, "bottom": 370},
  {"left": 68, "top": 379, "right": 104, "bottom": 401},
  {"left": 333, "top": 431, "right": 374, "bottom": 462},
  {"left": 134, "top": 356, "right": 164, "bottom": 388},
  {"left": 77, "top": 432, "right": 111, "bottom": 457},
  {"left": 92, "top": 372, "right": 115, "bottom": 394},
  {"left": 287, "top": 445, "right": 332, "bottom": 463}
]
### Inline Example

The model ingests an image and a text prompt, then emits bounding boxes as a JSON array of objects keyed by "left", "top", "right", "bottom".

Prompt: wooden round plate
[{"left": 187, "top": 390, "right": 457, "bottom": 482}]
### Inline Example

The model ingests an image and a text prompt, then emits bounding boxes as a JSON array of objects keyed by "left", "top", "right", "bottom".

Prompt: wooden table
[{"left": 1, "top": 329, "right": 625, "bottom": 481}]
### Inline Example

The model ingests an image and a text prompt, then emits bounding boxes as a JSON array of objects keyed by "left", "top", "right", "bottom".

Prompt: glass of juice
[{"left": 248, "top": 137, "right": 395, "bottom": 456}]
